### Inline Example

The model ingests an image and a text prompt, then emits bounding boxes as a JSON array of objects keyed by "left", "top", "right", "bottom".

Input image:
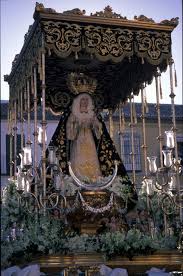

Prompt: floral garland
[
  {"left": 68, "top": 161, "right": 118, "bottom": 190},
  {"left": 78, "top": 191, "right": 114, "bottom": 213}
]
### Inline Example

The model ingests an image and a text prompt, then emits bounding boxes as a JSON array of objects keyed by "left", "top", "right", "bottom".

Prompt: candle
[
  {"left": 23, "top": 146, "right": 32, "bottom": 165},
  {"left": 55, "top": 174, "right": 61, "bottom": 190},
  {"left": 165, "top": 130, "right": 175, "bottom": 149},
  {"left": 38, "top": 126, "right": 47, "bottom": 145},
  {"left": 147, "top": 156, "right": 157, "bottom": 174},
  {"left": 162, "top": 149, "right": 172, "bottom": 168},
  {"left": 145, "top": 178, "right": 154, "bottom": 196}
]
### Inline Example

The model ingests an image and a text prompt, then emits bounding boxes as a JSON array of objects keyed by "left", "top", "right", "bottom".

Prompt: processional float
[{"left": 4, "top": 3, "right": 182, "bottom": 235}]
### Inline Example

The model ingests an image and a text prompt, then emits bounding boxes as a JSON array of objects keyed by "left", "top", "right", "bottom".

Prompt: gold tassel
[
  {"left": 144, "top": 96, "right": 149, "bottom": 113},
  {"left": 75, "top": 51, "right": 78, "bottom": 60},
  {"left": 174, "top": 63, "right": 177, "bottom": 87},
  {"left": 48, "top": 48, "right": 51, "bottom": 56},
  {"left": 159, "top": 76, "right": 163, "bottom": 99},
  {"left": 144, "top": 87, "right": 149, "bottom": 113},
  {"left": 132, "top": 99, "right": 137, "bottom": 124},
  {"left": 109, "top": 109, "right": 114, "bottom": 139}
]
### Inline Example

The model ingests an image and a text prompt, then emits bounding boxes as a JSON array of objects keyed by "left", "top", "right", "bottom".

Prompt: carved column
[
  {"left": 20, "top": 88, "right": 24, "bottom": 150},
  {"left": 155, "top": 71, "right": 163, "bottom": 167},
  {"left": 169, "top": 58, "right": 182, "bottom": 223},
  {"left": 140, "top": 85, "right": 148, "bottom": 176},
  {"left": 41, "top": 36, "right": 47, "bottom": 215},
  {"left": 129, "top": 94, "right": 136, "bottom": 185},
  {"left": 27, "top": 78, "right": 31, "bottom": 145},
  {"left": 13, "top": 100, "right": 17, "bottom": 177},
  {"left": 9, "top": 105, "right": 13, "bottom": 177},
  {"left": 155, "top": 70, "right": 167, "bottom": 235},
  {"left": 33, "top": 67, "right": 38, "bottom": 199}
]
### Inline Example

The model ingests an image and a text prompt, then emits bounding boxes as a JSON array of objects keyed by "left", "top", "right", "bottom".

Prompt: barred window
[
  {"left": 6, "top": 134, "right": 23, "bottom": 175},
  {"left": 120, "top": 132, "right": 141, "bottom": 171}
]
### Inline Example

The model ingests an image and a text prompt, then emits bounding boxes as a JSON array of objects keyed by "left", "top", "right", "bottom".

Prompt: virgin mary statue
[
  {"left": 66, "top": 93, "right": 102, "bottom": 181},
  {"left": 48, "top": 91, "right": 134, "bottom": 190}
]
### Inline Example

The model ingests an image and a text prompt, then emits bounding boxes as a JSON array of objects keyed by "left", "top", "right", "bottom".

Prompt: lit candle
[
  {"left": 17, "top": 175, "right": 26, "bottom": 191},
  {"left": 19, "top": 153, "right": 24, "bottom": 168},
  {"left": 145, "top": 178, "right": 154, "bottom": 196},
  {"left": 25, "top": 179, "right": 30, "bottom": 193},
  {"left": 38, "top": 126, "right": 47, "bottom": 145},
  {"left": 23, "top": 145, "right": 32, "bottom": 166},
  {"left": 48, "top": 145, "right": 57, "bottom": 165},
  {"left": 147, "top": 156, "right": 157, "bottom": 174},
  {"left": 165, "top": 130, "right": 175, "bottom": 149},
  {"left": 162, "top": 149, "right": 172, "bottom": 168},
  {"left": 38, "top": 126, "right": 42, "bottom": 144},
  {"left": 169, "top": 175, "right": 177, "bottom": 191}
]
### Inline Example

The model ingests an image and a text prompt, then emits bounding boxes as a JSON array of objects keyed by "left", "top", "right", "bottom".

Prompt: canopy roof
[{"left": 5, "top": 3, "right": 178, "bottom": 111}]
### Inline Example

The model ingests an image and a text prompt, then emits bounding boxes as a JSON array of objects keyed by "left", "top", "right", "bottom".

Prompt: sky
[{"left": 1, "top": 0, "right": 182, "bottom": 104}]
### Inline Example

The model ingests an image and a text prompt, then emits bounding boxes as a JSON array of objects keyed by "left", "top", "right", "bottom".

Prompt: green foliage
[
  {"left": 1, "top": 182, "right": 66, "bottom": 268},
  {"left": 66, "top": 234, "right": 99, "bottom": 253},
  {"left": 98, "top": 229, "right": 158, "bottom": 259},
  {"left": 1, "top": 181, "right": 179, "bottom": 269},
  {"left": 137, "top": 191, "right": 179, "bottom": 230}
]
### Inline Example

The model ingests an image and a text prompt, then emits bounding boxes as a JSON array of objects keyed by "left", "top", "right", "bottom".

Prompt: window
[
  {"left": 177, "top": 141, "right": 183, "bottom": 160},
  {"left": 6, "top": 134, "right": 23, "bottom": 175},
  {"left": 120, "top": 132, "right": 141, "bottom": 171}
]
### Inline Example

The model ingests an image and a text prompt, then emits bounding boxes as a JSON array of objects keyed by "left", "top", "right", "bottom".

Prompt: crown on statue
[{"left": 67, "top": 73, "right": 97, "bottom": 94}]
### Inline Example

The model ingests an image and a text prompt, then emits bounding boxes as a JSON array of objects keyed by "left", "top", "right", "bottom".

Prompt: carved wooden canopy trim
[
  {"left": 6, "top": 3, "right": 178, "bottom": 110},
  {"left": 42, "top": 21, "right": 171, "bottom": 65}
]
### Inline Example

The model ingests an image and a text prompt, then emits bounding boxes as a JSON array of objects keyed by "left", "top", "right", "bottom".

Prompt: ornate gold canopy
[{"left": 5, "top": 3, "right": 178, "bottom": 112}]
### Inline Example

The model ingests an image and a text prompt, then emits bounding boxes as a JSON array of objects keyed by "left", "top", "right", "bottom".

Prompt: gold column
[
  {"left": 41, "top": 36, "right": 47, "bottom": 215},
  {"left": 20, "top": 88, "right": 24, "bottom": 150},
  {"left": 155, "top": 71, "right": 163, "bottom": 167},
  {"left": 13, "top": 100, "right": 17, "bottom": 177},
  {"left": 141, "top": 84, "right": 153, "bottom": 233},
  {"left": 33, "top": 67, "right": 38, "bottom": 199},
  {"left": 9, "top": 105, "right": 13, "bottom": 177},
  {"left": 118, "top": 102, "right": 125, "bottom": 158},
  {"left": 169, "top": 58, "right": 182, "bottom": 223},
  {"left": 27, "top": 79, "right": 31, "bottom": 144},
  {"left": 140, "top": 85, "right": 148, "bottom": 176},
  {"left": 129, "top": 94, "right": 136, "bottom": 185},
  {"left": 155, "top": 70, "right": 167, "bottom": 235}
]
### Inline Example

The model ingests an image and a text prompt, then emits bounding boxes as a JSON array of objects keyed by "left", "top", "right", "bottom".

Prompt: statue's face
[{"left": 80, "top": 96, "right": 89, "bottom": 113}]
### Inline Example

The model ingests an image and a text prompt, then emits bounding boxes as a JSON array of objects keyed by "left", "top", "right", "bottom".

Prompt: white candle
[
  {"left": 162, "top": 149, "right": 172, "bottom": 168},
  {"left": 49, "top": 150, "right": 54, "bottom": 164},
  {"left": 23, "top": 146, "right": 32, "bottom": 165},
  {"left": 165, "top": 131, "right": 175, "bottom": 149},
  {"left": 147, "top": 156, "right": 157, "bottom": 174}
]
